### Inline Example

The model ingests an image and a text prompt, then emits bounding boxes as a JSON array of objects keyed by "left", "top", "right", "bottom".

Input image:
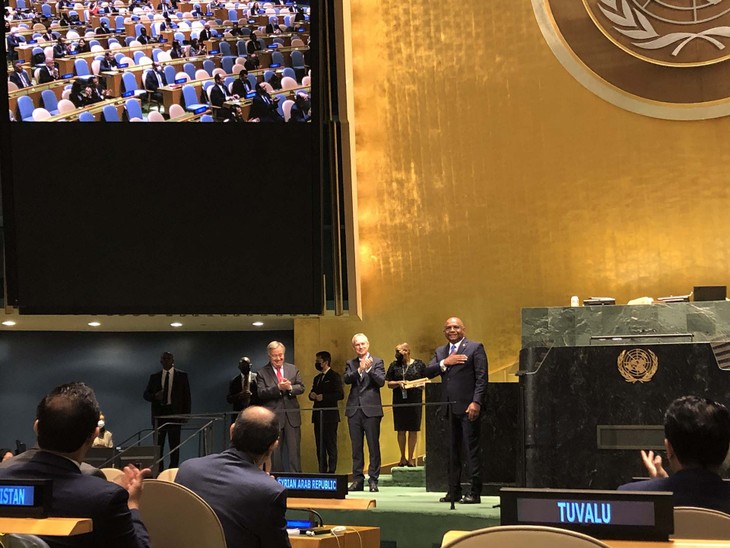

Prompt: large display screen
[{"left": 1, "top": 0, "right": 324, "bottom": 314}]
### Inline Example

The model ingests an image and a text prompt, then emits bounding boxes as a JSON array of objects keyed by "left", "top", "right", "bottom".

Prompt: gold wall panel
[{"left": 296, "top": 0, "right": 730, "bottom": 473}]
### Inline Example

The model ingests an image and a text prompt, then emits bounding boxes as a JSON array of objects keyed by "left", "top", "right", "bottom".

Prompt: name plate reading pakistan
[{"left": 0, "top": 479, "right": 53, "bottom": 518}]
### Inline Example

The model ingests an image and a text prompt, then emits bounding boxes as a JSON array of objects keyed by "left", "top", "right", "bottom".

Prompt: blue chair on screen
[
  {"left": 125, "top": 98, "right": 144, "bottom": 120},
  {"left": 264, "top": 70, "right": 274, "bottom": 83},
  {"left": 17, "top": 96, "right": 35, "bottom": 122},
  {"left": 133, "top": 50, "right": 145, "bottom": 64},
  {"left": 223, "top": 76, "right": 233, "bottom": 90},
  {"left": 273, "top": 37, "right": 284, "bottom": 46},
  {"left": 270, "top": 51, "right": 284, "bottom": 67},
  {"left": 164, "top": 65, "right": 177, "bottom": 84},
  {"left": 200, "top": 114, "right": 213, "bottom": 122},
  {"left": 247, "top": 73, "right": 256, "bottom": 89},
  {"left": 183, "top": 63, "right": 196, "bottom": 80},
  {"left": 100, "top": 16, "right": 110, "bottom": 27},
  {"left": 41, "top": 3, "right": 52, "bottom": 17},
  {"left": 282, "top": 67, "right": 295, "bottom": 81},
  {"left": 181, "top": 84, "right": 207, "bottom": 112},
  {"left": 17, "top": 0, "right": 27, "bottom": 10},
  {"left": 201, "top": 80, "right": 214, "bottom": 102},
  {"left": 108, "top": 37, "right": 120, "bottom": 46},
  {"left": 219, "top": 41, "right": 231, "bottom": 56},
  {"left": 102, "top": 104, "right": 120, "bottom": 121},
  {"left": 124, "top": 36, "right": 135, "bottom": 46},
  {"left": 114, "top": 52, "right": 125, "bottom": 64},
  {"left": 152, "top": 48, "right": 162, "bottom": 62},
  {"left": 241, "top": 27, "right": 251, "bottom": 37},
  {"left": 275, "top": 94, "right": 286, "bottom": 116},
  {"left": 174, "top": 32, "right": 185, "bottom": 43},
  {"left": 121, "top": 72, "right": 146, "bottom": 98},
  {"left": 221, "top": 56, "right": 235, "bottom": 74},
  {"left": 78, "top": 111, "right": 95, "bottom": 121},
  {"left": 115, "top": 15, "right": 124, "bottom": 29},
  {"left": 190, "top": 31, "right": 199, "bottom": 40},
  {"left": 291, "top": 49, "right": 305, "bottom": 77},
  {"left": 202, "top": 59, "right": 214, "bottom": 76},
  {"left": 236, "top": 40, "right": 246, "bottom": 56},
  {"left": 74, "top": 58, "right": 90, "bottom": 76},
  {"left": 228, "top": 9, "right": 237, "bottom": 22},
  {"left": 134, "top": 23, "right": 144, "bottom": 36},
  {"left": 89, "top": 39, "right": 100, "bottom": 48},
  {"left": 41, "top": 90, "right": 60, "bottom": 115}
]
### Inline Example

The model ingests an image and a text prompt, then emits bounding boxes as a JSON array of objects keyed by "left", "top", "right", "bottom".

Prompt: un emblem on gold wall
[
  {"left": 532, "top": 0, "right": 730, "bottom": 119},
  {"left": 617, "top": 348, "right": 659, "bottom": 383}
]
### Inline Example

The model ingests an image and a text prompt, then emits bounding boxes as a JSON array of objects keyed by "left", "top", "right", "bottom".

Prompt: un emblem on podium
[
  {"left": 532, "top": 0, "right": 730, "bottom": 118},
  {"left": 617, "top": 348, "right": 659, "bottom": 383}
]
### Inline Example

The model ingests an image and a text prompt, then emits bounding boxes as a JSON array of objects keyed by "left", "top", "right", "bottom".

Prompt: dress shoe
[
  {"left": 459, "top": 494, "right": 481, "bottom": 504},
  {"left": 348, "top": 481, "right": 364, "bottom": 492},
  {"left": 368, "top": 481, "right": 379, "bottom": 492},
  {"left": 439, "top": 493, "right": 461, "bottom": 503}
]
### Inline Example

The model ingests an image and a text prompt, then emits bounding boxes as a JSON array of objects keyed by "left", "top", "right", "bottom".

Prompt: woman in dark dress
[{"left": 386, "top": 342, "right": 426, "bottom": 467}]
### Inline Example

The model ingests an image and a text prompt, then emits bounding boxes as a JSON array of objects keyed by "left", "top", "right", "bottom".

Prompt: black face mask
[
  {"left": 395, "top": 351, "right": 404, "bottom": 363},
  {"left": 315, "top": 362, "right": 323, "bottom": 371},
  {"left": 238, "top": 359, "right": 251, "bottom": 375}
]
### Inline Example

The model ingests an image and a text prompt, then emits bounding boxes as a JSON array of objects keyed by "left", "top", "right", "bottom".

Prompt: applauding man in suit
[
  {"left": 426, "top": 317, "right": 488, "bottom": 504},
  {"left": 309, "top": 351, "right": 344, "bottom": 473},
  {"left": 143, "top": 352, "right": 191, "bottom": 471},
  {"left": 256, "top": 341, "right": 304, "bottom": 472},
  {"left": 344, "top": 333, "right": 385, "bottom": 492}
]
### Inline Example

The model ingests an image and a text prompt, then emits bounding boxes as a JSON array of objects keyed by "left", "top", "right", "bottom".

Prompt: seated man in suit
[
  {"left": 96, "top": 19, "right": 111, "bottom": 34},
  {"left": 230, "top": 68, "right": 252, "bottom": 97},
  {"left": 100, "top": 50, "right": 118, "bottom": 72},
  {"left": 176, "top": 406, "right": 291, "bottom": 548},
  {"left": 209, "top": 73, "right": 238, "bottom": 120},
  {"left": 619, "top": 395, "right": 730, "bottom": 513},
  {"left": 289, "top": 91, "right": 311, "bottom": 123},
  {"left": 144, "top": 61, "right": 167, "bottom": 103},
  {"left": 9, "top": 61, "right": 32, "bottom": 88},
  {"left": 38, "top": 58, "right": 59, "bottom": 84},
  {"left": 0, "top": 382, "right": 150, "bottom": 548}
]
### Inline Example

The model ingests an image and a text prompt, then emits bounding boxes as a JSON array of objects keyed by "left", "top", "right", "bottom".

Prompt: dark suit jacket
[
  {"left": 231, "top": 78, "right": 251, "bottom": 97},
  {"left": 209, "top": 83, "right": 229, "bottom": 108},
  {"left": 176, "top": 448, "right": 290, "bottom": 548},
  {"left": 199, "top": 29, "right": 211, "bottom": 41},
  {"left": 144, "top": 69, "right": 166, "bottom": 92},
  {"left": 226, "top": 373, "right": 257, "bottom": 411},
  {"left": 143, "top": 368, "right": 191, "bottom": 425},
  {"left": 0, "top": 450, "right": 150, "bottom": 548},
  {"left": 619, "top": 468, "right": 730, "bottom": 513},
  {"left": 256, "top": 362, "right": 304, "bottom": 428},
  {"left": 9, "top": 70, "right": 31, "bottom": 88},
  {"left": 249, "top": 92, "right": 282, "bottom": 122},
  {"left": 100, "top": 57, "right": 118, "bottom": 71},
  {"left": 0, "top": 447, "right": 105, "bottom": 479},
  {"left": 425, "top": 338, "right": 488, "bottom": 415},
  {"left": 344, "top": 355, "right": 385, "bottom": 418},
  {"left": 38, "top": 65, "right": 57, "bottom": 84},
  {"left": 310, "top": 368, "right": 344, "bottom": 423}
]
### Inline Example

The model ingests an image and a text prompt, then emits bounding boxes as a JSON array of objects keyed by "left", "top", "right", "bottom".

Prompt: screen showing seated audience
[{"left": 1, "top": 0, "right": 323, "bottom": 315}]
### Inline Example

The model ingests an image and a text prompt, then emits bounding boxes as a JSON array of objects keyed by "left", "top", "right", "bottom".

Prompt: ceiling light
[
  {"left": 88, "top": 321, "right": 101, "bottom": 327},
  {"left": 2, "top": 320, "right": 16, "bottom": 326},
  {"left": 252, "top": 321, "right": 264, "bottom": 327},
  {"left": 170, "top": 322, "right": 183, "bottom": 328}
]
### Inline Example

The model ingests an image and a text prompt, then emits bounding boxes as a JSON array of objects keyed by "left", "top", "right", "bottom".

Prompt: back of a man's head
[
  {"left": 231, "top": 406, "right": 278, "bottom": 457},
  {"left": 665, "top": 395, "right": 730, "bottom": 469},
  {"left": 37, "top": 382, "right": 100, "bottom": 453}
]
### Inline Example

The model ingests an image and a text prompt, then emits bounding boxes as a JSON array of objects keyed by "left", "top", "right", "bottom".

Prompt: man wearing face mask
[
  {"left": 309, "top": 351, "right": 344, "bottom": 473},
  {"left": 289, "top": 91, "right": 311, "bottom": 123},
  {"left": 227, "top": 357, "right": 258, "bottom": 423}
]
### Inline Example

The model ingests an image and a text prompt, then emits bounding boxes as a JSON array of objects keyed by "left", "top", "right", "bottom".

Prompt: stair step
[{"left": 379, "top": 466, "right": 426, "bottom": 487}]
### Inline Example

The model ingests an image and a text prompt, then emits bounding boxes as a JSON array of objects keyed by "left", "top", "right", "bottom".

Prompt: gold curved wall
[{"left": 294, "top": 0, "right": 730, "bottom": 473}]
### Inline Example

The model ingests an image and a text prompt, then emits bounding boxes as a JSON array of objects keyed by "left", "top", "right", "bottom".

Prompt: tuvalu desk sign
[
  {"left": 272, "top": 473, "right": 348, "bottom": 499},
  {"left": 0, "top": 479, "right": 53, "bottom": 518},
  {"left": 500, "top": 487, "right": 674, "bottom": 541}
]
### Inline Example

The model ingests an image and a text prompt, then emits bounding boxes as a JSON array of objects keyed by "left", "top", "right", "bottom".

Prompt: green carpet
[{"left": 306, "top": 487, "right": 501, "bottom": 548}]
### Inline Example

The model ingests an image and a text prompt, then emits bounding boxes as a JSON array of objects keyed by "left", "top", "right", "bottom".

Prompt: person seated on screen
[
  {"left": 59, "top": 12, "right": 71, "bottom": 26},
  {"left": 618, "top": 395, "right": 730, "bottom": 514},
  {"left": 100, "top": 50, "right": 118, "bottom": 71},
  {"left": 96, "top": 19, "right": 112, "bottom": 34},
  {"left": 231, "top": 68, "right": 252, "bottom": 97},
  {"left": 40, "top": 26, "right": 55, "bottom": 42},
  {"left": 198, "top": 22, "right": 212, "bottom": 42},
  {"left": 88, "top": 75, "right": 110, "bottom": 101},
  {"left": 160, "top": 15, "right": 176, "bottom": 31},
  {"left": 249, "top": 2, "right": 261, "bottom": 16},
  {"left": 169, "top": 40, "right": 184, "bottom": 59},
  {"left": 268, "top": 70, "right": 281, "bottom": 90},
  {"left": 6, "top": 27, "right": 20, "bottom": 61},
  {"left": 53, "top": 36, "right": 70, "bottom": 57},
  {"left": 244, "top": 52, "right": 260, "bottom": 71},
  {"left": 248, "top": 81, "right": 282, "bottom": 123},
  {"left": 70, "top": 78, "right": 95, "bottom": 107},
  {"left": 229, "top": 21, "right": 244, "bottom": 36},
  {"left": 289, "top": 91, "right": 310, "bottom": 123},
  {"left": 209, "top": 72, "right": 238, "bottom": 120},
  {"left": 38, "top": 58, "right": 59, "bottom": 83},
  {"left": 144, "top": 61, "right": 167, "bottom": 102},
  {"left": 0, "top": 382, "right": 151, "bottom": 548},
  {"left": 74, "top": 37, "right": 90, "bottom": 53},
  {"left": 92, "top": 413, "right": 114, "bottom": 447},
  {"left": 188, "top": 37, "right": 205, "bottom": 56},
  {"left": 246, "top": 35, "right": 262, "bottom": 55},
  {"left": 136, "top": 26, "right": 149, "bottom": 44},
  {"left": 9, "top": 61, "right": 32, "bottom": 89}
]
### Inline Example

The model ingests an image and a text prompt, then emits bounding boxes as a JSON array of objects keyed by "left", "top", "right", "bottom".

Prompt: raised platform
[{"left": 297, "top": 486, "right": 500, "bottom": 548}]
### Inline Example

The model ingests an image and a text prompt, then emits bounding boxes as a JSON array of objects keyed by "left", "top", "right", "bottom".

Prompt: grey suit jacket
[
  {"left": 256, "top": 362, "right": 304, "bottom": 427},
  {"left": 176, "top": 448, "right": 290, "bottom": 548},
  {"left": 425, "top": 338, "right": 488, "bottom": 415},
  {"left": 343, "top": 355, "right": 385, "bottom": 418}
]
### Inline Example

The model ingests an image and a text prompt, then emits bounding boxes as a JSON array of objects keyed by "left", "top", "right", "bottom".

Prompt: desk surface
[
  {"left": 288, "top": 497, "right": 376, "bottom": 510},
  {"left": 290, "top": 526, "right": 379, "bottom": 548},
  {"left": 0, "top": 517, "right": 92, "bottom": 536}
]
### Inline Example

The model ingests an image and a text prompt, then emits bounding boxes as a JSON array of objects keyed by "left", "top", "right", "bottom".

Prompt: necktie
[
  {"left": 275, "top": 367, "right": 283, "bottom": 382},
  {"left": 449, "top": 344, "right": 457, "bottom": 355},
  {"left": 162, "top": 371, "right": 170, "bottom": 405}
]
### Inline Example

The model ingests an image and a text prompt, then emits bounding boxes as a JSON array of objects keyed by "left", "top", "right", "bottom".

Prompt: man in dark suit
[
  {"left": 619, "top": 395, "right": 730, "bottom": 513},
  {"left": 309, "top": 351, "right": 344, "bottom": 473},
  {"left": 0, "top": 446, "right": 106, "bottom": 479},
  {"left": 226, "top": 356, "right": 257, "bottom": 421},
  {"left": 144, "top": 62, "right": 167, "bottom": 103},
  {"left": 344, "top": 333, "right": 385, "bottom": 492},
  {"left": 100, "top": 50, "right": 118, "bottom": 72},
  {"left": 231, "top": 68, "right": 252, "bottom": 97},
  {"left": 8, "top": 61, "right": 32, "bottom": 88},
  {"left": 0, "top": 382, "right": 150, "bottom": 548},
  {"left": 38, "top": 58, "right": 59, "bottom": 84},
  {"left": 143, "top": 351, "right": 191, "bottom": 470},
  {"left": 426, "top": 316, "right": 488, "bottom": 504},
  {"left": 209, "top": 73, "right": 238, "bottom": 120},
  {"left": 198, "top": 23, "right": 212, "bottom": 42},
  {"left": 176, "top": 406, "right": 290, "bottom": 548},
  {"left": 256, "top": 341, "right": 304, "bottom": 472}
]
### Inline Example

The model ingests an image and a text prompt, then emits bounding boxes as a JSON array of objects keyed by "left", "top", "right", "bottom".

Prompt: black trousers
[
  {"left": 313, "top": 420, "right": 338, "bottom": 473},
  {"left": 448, "top": 411, "right": 482, "bottom": 497},
  {"left": 348, "top": 409, "right": 381, "bottom": 484},
  {"left": 156, "top": 420, "right": 181, "bottom": 470}
]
